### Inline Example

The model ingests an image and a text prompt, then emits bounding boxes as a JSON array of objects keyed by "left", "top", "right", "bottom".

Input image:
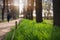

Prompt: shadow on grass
[{"left": 51, "top": 26, "right": 60, "bottom": 40}]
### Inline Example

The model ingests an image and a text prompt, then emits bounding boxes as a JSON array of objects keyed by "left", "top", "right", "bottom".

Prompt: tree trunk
[
  {"left": 2, "top": 0, "right": 5, "bottom": 21},
  {"left": 26, "top": 9, "right": 33, "bottom": 20},
  {"left": 26, "top": 0, "right": 34, "bottom": 20},
  {"left": 53, "top": 0, "right": 60, "bottom": 26},
  {"left": 36, "top": 0, "right": 43, "bottom": 23}
]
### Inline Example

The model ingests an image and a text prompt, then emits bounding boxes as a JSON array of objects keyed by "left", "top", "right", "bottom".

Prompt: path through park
[{"left": 0, "top": 18, "right": 22, "bottom": 40}]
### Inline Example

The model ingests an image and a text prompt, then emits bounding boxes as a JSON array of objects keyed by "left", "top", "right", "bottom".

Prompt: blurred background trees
[
  {"left": 0, "top": 0, "right": 53, "bottom": 22},
  {"left": 42, "top": 0, "right": 53, "bottom": 20},
  {"left": 2, "top": 0, "right": 5, "bottom": 21},
  {"left": 0, "top": 0, "right": 19, "bottom": 21}
]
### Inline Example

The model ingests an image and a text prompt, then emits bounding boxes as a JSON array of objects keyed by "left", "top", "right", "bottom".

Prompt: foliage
[{"left": 4, "top": 19, "right": 60, "bottom": 40}]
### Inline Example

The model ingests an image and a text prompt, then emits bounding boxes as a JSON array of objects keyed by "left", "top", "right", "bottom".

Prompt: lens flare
[{"left": 14, "top": 0, "right": 25, "bottom": 13}]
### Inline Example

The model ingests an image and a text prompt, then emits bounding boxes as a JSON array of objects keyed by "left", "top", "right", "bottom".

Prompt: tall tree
[
  {"left": 26, "top": 0, "right": 34, "bottom": 20},
  {"left": 2, "top": 0, "right": 5, "bottom": 21},
  {"left": 53, "top": 0, "right": 60, "bottom": 26},
  {"left": 36, "top": 0, "right": 43, "bottom": 23}
]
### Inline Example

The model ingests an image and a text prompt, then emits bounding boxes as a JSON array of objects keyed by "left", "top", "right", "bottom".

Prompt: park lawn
[{"left": 4, "top": 19, "right": 60, "bottom": 40}]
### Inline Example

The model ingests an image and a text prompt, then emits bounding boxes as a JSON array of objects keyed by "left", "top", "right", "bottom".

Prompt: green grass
[{"left": 4, "top": 19, "right": 60, "bottom": 40}]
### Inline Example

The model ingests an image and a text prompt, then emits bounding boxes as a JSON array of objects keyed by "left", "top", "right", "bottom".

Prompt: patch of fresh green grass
[{"left": 4, "top": 19, "right": 60, "bottom": 40}]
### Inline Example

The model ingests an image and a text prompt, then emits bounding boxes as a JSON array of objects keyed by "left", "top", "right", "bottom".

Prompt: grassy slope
[{"left": 5, "top": 19, "right": 60, "bottom": 40}]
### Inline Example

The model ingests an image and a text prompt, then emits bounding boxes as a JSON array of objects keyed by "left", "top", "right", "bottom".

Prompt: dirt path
[{"left": 0, "top": 18, "right": 22, "bottom": 40}]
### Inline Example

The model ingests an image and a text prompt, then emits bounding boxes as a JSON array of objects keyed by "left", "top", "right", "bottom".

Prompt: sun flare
[
  {"left": 19, "top": 0, "right": 24, "bottom": 13},
  {"left": 14, "top": 0, "right": 26, "bottom": 13}
]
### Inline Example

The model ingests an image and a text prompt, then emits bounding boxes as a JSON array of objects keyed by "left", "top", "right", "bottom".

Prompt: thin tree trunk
[
  {"left": 17, "top": 0, "right": 19, "bottom": 18},
  {"left": 6, "top": 0, "right": 8, "bottom": 13},
  {"left": 26, "top": 0, "right": 34, "bottom": 20},
  {"left": 29, "top": 0, "right": 34, "bottom": 20},
  {"left": 2, "top": 0, "right": 5, "bottom": 21},
  {"left": 26, "top": 8, "right": 33, "bottom": 20},
  {"left": 36, "top": 0, "right": 43, "bottom": 23},
  {"left": 53, "top": 0, "right": 60, "bottom": 26}
]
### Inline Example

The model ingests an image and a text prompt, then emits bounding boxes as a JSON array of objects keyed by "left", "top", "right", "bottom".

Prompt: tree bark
[
  {"left": 53, "top": 0, "right": 60, "bottom": 26},
  {"left": 26, "top": 0, "right": 34, "bottom": 20},
  {"left": 36, "top": 0, "right": 43, "bottom": 23},
  {"left": 2, "top": 0, "right": 5, "bottom": 21}
]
